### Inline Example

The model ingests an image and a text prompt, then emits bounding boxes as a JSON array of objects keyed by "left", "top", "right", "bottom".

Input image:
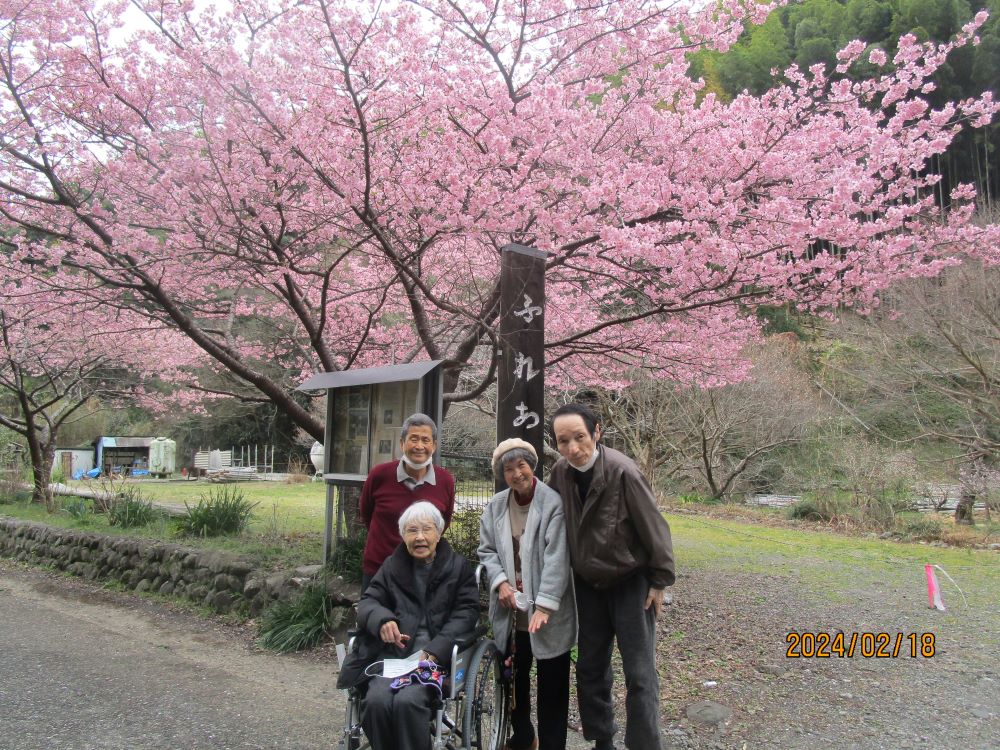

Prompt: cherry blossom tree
[
  {"left": 0, "top": 273, "right": 195, "bottom": 506},
  {"left": 1, "top": 0, "right": 998, "bottom": 442}
]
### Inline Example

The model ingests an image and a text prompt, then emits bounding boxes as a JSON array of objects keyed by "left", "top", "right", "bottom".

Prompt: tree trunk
[
  {"left": 30, "top": 445, "right": 55, "bottom": 510},
  {"left": 338, "top": 484, "right": 364, "bottom": 541},
  {"left": 954, "top": 491, "right": 976, "bottom": 526}
]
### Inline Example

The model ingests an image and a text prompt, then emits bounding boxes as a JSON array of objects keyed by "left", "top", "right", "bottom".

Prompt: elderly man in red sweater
[{"left": 359, "top": 413, "right": 456, "bottom": 590}]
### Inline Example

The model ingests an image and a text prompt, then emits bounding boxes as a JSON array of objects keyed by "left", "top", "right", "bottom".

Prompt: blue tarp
[{"left": 85, "top": 468, "right": 101, "bottom": 479}]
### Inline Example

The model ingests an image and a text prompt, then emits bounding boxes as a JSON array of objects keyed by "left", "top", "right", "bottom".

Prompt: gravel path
[
  {"left": 649, "top": 569, "right": 999, "bottom": 749},
  {"left": 0, "top": 559, "right": 343, "bottom": 750},
  {"left": 644, "top": 515, "right": 1000, "bottom": 750}
]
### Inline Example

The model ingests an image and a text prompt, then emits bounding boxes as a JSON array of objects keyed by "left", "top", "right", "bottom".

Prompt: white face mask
[
  {"left": 402, "top": 456, "right": 433, "bottom": 470},
  {"left": 571, "top": 445, "right": 599, "bottom": 473}
]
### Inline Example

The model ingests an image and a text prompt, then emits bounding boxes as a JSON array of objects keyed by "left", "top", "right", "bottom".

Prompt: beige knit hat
[{"left": 491, "top": 438, "right": 538, "bottom": 478}]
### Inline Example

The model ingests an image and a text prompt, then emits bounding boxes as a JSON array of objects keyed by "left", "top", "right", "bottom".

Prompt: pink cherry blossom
[{"left": 0, "top": 0, "right": 996, "bottom": 442}]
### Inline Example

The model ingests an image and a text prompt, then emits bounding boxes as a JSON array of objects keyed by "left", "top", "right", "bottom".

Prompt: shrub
[
  {"left": 88, "top": 475, "right": 129, "bottom": 514},
  {"left": 257, "top": 582, "right": 346, "bottom": 652},
  {"left": 786, "top": 496, "right": 839, "bottom": 522},
  {"left": 676, "top": 492, "right": 712, "bottom": 505},
  {"left": 178, "top": 485, "right": 258, "bottom": 536},
  {"left": 0, "top": 467, "right": 28, "bottom": 503},
  {"left": 284, "top": 456, "right": 312, "bottom": 484},
  {"left": 108, "top": 487, "right": 158, "bottom": 528},
  {"left": 328, "top": 527, "right": 367, "bottom": 584},
  {"left": 0, "top": 487, "right": 31, "bottom": 504},
  {"left": 62, "top": 498, "right": 91, "bottom": 520},
  {"left": 445, "top": 505, "right": 483, "bottom": 562},
  {"left": 897, "top": 515, "right": 944, "bottom": 542}
]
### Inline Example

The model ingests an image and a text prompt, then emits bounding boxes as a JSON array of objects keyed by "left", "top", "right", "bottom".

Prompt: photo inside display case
[
  {"left": 371, "top": 380, "right": 420, "bottom": 464},
  {"left": 328, "top": 380, "right": 422, "bottom": 476},
  {"left": 330, "top": 385, "right": 371, "bottom": 475}
]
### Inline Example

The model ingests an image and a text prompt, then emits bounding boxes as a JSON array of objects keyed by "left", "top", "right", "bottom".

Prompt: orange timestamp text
[{"left": 785, "top": 631, "right": 935, "bottom": 658}]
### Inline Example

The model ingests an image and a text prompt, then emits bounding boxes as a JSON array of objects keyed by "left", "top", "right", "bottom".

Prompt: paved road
[
  {"left": 0, "top": 561, "right": 346, "bottom": 750},
  {"left": 0, "top": 561, "right": 595, "bottom": 750}
]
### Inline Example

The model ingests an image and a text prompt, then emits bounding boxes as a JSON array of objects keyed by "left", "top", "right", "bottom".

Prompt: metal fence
[
  {"left": 438, "top": 448, "right": 495, "bottom": 559},
  {"left": 439, "top": 449, "right": 495, "bottom": 512}
]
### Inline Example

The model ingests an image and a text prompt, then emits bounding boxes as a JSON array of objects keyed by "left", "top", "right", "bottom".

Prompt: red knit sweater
[{"left": 359, "top": 460, "right": 456, "bottom": 575}]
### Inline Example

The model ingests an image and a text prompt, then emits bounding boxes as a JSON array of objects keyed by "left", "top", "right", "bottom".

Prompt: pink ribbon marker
[{"left": 925, "top": 564, "right": 946, "bottom": 611}]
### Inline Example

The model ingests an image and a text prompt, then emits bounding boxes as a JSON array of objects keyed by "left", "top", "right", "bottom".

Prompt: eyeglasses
[{"left": 403, "top": 525, "right": 437, "bottom": 536}]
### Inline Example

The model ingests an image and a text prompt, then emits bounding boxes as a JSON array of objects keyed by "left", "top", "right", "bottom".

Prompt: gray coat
[{"left": 477, "top": 479, "right": 577, "bottom": 659}]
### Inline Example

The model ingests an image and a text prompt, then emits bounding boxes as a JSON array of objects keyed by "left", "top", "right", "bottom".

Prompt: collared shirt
[
  {"left": 360, "top": 461, "right": 456, "bottom": 576},
  {"left": 396, "top": 460, "right": 437, "bottom": 490}
]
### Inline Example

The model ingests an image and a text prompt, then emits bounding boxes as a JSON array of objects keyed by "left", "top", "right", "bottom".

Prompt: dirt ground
[{"left": 642, "top": 541, "right": 1000, "bottom": 749}]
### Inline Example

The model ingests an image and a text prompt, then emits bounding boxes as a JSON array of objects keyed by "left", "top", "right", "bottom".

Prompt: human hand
[
  {"left": 527, "top": 609, "right": 549, "bottom": 633},
  {"left": 380, "top": 620, "right": 411, "bottom": 648},
  {"left": 644, "top": 587, "right": 665, "bottom": 618},
  {"left": 497, "top": 581, "right": 518, "bottom": 610}
]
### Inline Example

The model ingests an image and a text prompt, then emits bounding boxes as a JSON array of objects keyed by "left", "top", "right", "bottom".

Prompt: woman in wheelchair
[
  {"left": 479, "top": 439, "right": 577, "bottom": 750},
  {"left": 337, "top": 501, "right": 480, "bottom": 750}
]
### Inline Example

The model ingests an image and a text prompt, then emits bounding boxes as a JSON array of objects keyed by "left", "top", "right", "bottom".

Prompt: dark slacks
[
  {"left": 508, "top": 629, "right": 571, "bottom": 750},
  {"left": 361, "top": 677, "right": 434, "bottom": 750},
  {"left": 574, "top": 572, "right": 662, "bottom": 750}
]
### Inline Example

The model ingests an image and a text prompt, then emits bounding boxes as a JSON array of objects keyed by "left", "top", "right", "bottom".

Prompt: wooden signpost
[{"left": 496, "top": 243, "right": 546, "bottom": 488}]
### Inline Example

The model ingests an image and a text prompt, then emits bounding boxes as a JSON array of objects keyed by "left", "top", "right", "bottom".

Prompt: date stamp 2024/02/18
[{"left": 785, "top": 631, "right": 936, "bottom": 659}]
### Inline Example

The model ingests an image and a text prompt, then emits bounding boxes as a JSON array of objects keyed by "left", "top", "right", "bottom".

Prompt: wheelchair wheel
[
  {"left": 338, "top": 687, "right": 363, "bottom": 750},
  {"left": 462, "top": 639, "right": 509, "bottom": 750}
]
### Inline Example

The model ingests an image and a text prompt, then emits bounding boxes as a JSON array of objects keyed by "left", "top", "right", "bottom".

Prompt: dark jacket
[
  {"left": 549, "top": 446, "right": 675, "bottom": 590},
  {"left": 337, "top": 538, "right": 479, "bottom": 688}
]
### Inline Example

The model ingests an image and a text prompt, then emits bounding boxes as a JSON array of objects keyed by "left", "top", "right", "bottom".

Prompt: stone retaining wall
[{"left": 0, "top": 517, "right": 358, "bottom": 617}]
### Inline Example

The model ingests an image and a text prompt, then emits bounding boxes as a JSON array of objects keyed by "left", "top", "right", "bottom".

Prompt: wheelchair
[{"left": 337, "top": 566, "right": 510, "bottom": 750}]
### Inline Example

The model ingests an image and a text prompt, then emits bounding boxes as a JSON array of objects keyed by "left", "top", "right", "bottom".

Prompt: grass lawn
[
  {"left": 134, "top": 478, "right": 329, "bottom": 531},
  {"left": 4, "top": 480, "right": 997, "bottom": 596},
  {"left": 669, "top": 512, "right": 1000, "bottom": 609},
  {"left": 2, "top": 479, "right": 332, "bottom": 571}
]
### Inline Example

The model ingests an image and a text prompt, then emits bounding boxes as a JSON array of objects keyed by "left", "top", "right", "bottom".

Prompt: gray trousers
[
  {"left": 361, "top": 677, "right": 434, "bottom": 750},
  {"left": 574, "top": 572, "right": 662, "bottom": 750}
]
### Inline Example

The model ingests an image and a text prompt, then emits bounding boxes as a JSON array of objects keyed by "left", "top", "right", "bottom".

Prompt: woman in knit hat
[{"left": 478, "top": 438, "right": 577, "bottom": 750}]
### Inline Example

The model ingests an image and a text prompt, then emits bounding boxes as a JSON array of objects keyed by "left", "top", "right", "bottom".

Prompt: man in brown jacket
[{"left": 550, "top": 403, "right": 675, "bottom": 750}]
